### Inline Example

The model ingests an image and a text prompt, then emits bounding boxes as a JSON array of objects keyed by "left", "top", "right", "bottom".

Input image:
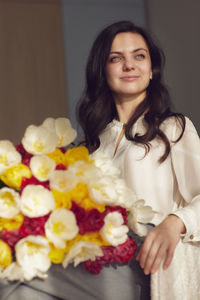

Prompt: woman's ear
[{"left": 150, "top": 71, "right": 153, "bottom": 80}]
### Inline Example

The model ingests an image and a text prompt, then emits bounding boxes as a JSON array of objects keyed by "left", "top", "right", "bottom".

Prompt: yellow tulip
[
  {"left": 49, "top": 243, "right": 65, "bottom": 264},
  {"left": 0, "top": 213, "right": 24, "bottom": 230},
  {"left": 0, "top": 163, "right": 31, "bottom": 190},
  {"left": 0, "top": 240, "right": 12, "bottom": 268},
  {"left": 65, "top": 146, "right": 89, "bottom": 166}
]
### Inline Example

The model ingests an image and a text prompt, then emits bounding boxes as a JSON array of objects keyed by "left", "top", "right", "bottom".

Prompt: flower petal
[
  {"left": 90, "top": 150, "right": 121, "bottom": 177},
  {"left": 55, "top": 118, "right": 77, "bottom": 147},
  {"left": 49, "top": 170, "right": 78, "bottom": 192},
  {"left": 20, "top": 185, "right": 55, "bottom": 217},
  {"left": 100, "top": 212, "right": 129, "bottom": 246},
  {"left": 0, "top": 163, "right": 32, "bottom": 190},
  {"left": 45, "top": 209, "right": 79, "bottom": 249},
  {"left": 43, "top": 117, "right": 77, "bottom": 147},
  {"left": 0, "top": 262, "right": 48, "bottom": 281},
  {"left": 62, "top": 241, "right": 103, "bottom": 268},
  {"left": 30, "top": 155, "right": 56, "bottom": 181},
  {"left": 22, "top": 125, "right": 59, "bottom": 155},
  {"left": 0, "top": 187, "right": 20, "bottom": 218},
  {"left": 128, "top": 200, "right": 154, "bottom": 236},
  {"left": 14, "top": 235, "right": 51, "bottom": 281},
  {"left": 0, "top": 140, "right": 21, "bottom": 174},
  {"left": 0, "top": 240, "right": 12, "bottom": 268}
]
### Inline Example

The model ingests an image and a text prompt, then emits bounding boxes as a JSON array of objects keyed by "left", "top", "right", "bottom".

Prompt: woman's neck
[{"left": 114, "top": 93, "right": 146, "bottom": 123}]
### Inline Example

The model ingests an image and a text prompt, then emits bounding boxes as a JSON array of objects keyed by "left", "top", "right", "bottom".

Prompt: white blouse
[{"left": 98, "top": 116, "right": 200, "bottom": 243}]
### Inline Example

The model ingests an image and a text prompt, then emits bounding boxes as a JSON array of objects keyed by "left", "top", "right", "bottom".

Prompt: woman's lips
[{"left": 120, "top": 75, "right": 140, "bottom": 82}]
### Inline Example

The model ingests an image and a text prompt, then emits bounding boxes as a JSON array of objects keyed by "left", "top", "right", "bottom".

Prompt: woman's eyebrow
[
  {"left": 109, "top": 51, "right": 123, "bottom": 55},
  {"left": 109, "top": 48, "right": 148, "bottom": 55},
  {"left": 133, "top": 48, "right": 148, "bottom": 53}
]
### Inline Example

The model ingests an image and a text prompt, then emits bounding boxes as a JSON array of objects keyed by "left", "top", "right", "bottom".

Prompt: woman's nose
[{"left": 123, "top": 58, "right": 135, "bottom": 71}]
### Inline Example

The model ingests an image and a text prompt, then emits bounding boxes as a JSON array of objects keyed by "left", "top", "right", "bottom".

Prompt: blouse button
[{"left": 190, "top": 234, "right": 194, "bottom": 239}]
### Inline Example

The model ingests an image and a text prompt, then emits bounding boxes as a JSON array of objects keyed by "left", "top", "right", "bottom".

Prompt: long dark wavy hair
[{"left": 77, "top": 20, "right": 185, "bottom": 162}]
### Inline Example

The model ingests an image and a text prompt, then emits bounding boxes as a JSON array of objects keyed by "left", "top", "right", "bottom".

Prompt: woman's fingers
[
  {"left": 136, "top": 215, "right": 184, "bottom": 274},
  {"left": 138, "top": 233, "right": 167, "bottom": 275},
  {"left": 150, "top": 241, "right": 176, "bottom": 273},
  {"left": 162, "top": 245, "right": 176, "bottom": 270},
  {"left": 149, "top": 243, "right": 168, "bottom": 274},
  {"left": 136, "top": 231, "right": 159, "bottom": 274},
  {"left": 136, "top": 231, "right": 154, "bottom": 267},
  {"left": 143, "top": 243, "right": 161, "bottom": 274}
]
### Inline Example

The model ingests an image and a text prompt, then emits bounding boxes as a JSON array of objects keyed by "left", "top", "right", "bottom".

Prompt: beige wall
[
  {"left": 0, "top": 0, "right": 67, "bottom": 144},
  {"left": 147, "top": 0, "right": 200, "bottom": 132}
]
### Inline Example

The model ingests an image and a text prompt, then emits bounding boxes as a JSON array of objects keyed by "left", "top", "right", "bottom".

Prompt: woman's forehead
[{"left": 110, "top": 32, "right": 148, "bottom": 52}]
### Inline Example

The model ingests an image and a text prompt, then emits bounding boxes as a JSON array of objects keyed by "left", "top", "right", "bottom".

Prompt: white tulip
[
  {"left": 114, "top": 179, "right": 137, "bottom": 209},
  {"left": 20, "top": 185, "right": 55, "bottom": 217},
  {"left": 45, "top": 209, "right": 79, "bottom": 249},
  {"left": 0, "top": 236, "right": 51, "bottom": 281},
  {"left": 0, "top": 261, "right": 49, "bottom": 281},
  {"left": 62, "top": 241, "right": 103, "bottom": 268},
  {"left": 30, "top": 155, "right": 56, "bottom": 181},
  {"left": 0, "top": 187, "right": 20, "bottom": 218},
  {"left": 43, "top": 117, "right": 77, "bottom": 147},
  {"left": 22, "top": 124, "right": 59, "bottom": 155},
  {"left": 49, "top": 169, "right": 78, "bottom": 192},
  {"left": 90, "top": 150, "right": 121, "bottom": 177},
  {"left": 89, "top": 175, "right": 137, "bottom": 208},
  {"left": 128, "top": 199, "right": 154, "bottom": 236},
  {"left": 68, "top": 161, "right": 101, "bottom": 183},
  {"left": 100, "top": 212, "right": 129, "bottom": 246},
  {"left": 89, "top": 176, "right": 120, "bottom": 205},
  {"left": 15, "top": 235, "right": 51, "bottom": 281},
  {"left": 0, "top": 140, "right": 21, "bottom": 174}
]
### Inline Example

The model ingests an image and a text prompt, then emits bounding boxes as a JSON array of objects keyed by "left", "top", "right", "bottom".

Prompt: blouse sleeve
[{"left": 171, "top": 117, "right": 200, "bottom": 243}]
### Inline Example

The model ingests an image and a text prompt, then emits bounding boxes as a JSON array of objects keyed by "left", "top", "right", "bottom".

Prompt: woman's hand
[{"left": 136, "top": 215, "right": 186, "bottom": 275}]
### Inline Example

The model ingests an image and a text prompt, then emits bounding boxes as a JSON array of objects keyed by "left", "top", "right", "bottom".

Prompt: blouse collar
[{"left": 107, "top": 115, "right": 145, "bottom": 132}]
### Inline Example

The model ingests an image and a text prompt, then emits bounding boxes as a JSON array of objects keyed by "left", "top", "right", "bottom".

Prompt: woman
[
  {"left": 1, "top": 21, "right": 200, "bottom": 300},
  {"left": 78, "top": 20, "right": 200, "bottom": 298}
]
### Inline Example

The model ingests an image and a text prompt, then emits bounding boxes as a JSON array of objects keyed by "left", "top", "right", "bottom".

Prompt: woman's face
[{"left": 105, "top": 32, "right": 152, "bottom": 102}]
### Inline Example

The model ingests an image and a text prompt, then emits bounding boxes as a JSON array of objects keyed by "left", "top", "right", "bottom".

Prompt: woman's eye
[
  {"left": 135, "top": 54, "right": 145, "bottom": 60},
  {"left": 109, "top": 56, "right": 121, "bottom": 63}
]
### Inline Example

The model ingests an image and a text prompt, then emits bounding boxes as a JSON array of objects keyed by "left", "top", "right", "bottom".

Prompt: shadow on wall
[{"left": 146, "top": 0, "right": 200, "bottom": 133}]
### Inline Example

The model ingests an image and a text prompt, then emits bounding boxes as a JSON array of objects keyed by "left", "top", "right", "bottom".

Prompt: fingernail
[{"left": 163, "top": 265, "right": 168, "bottom": 270}]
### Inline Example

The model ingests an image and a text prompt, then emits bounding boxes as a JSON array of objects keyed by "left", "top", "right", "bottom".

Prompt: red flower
[
  {"left": 19, "top": 214, "right": 50, "bottom": 238},
  {"left": 83, "top": 260, "right": 103, "bottom": 274},
  {"left": 83, "top": 237, "right": 137, "bottom": 274},
  {"left": 113, "top": 237, "right": 137, "bottom": 263},
  {"left": 70, "top": 201, "right": 85, "bottom": 222},
  {"left": 80, "top": 209, "right": 104, "bottom": 234},
  {"left": 20, "top": 176, "right": 50, "bottom": 192},
  {"left": 71, "top": 202, "right": 104, "bottom": 234},
  {"left": 55, "top": 164, "right": 66, "bottom": 170},
  {"left": 104, "top": 205, "right": 128, "bottom": 224},
  {"left": 98, "top": 246, "right": 115, "bottom": 264},
  {"left": 59, "top": 147, "right": 66, "bottom": 154},
  {"left": 15, "top": 144, "right": 33, "bottom": 166},
  {"left": 1, "top": 228, "right": 22, "bottom": 252}
]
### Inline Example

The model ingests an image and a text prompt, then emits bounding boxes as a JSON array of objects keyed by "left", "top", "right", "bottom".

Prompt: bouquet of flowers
[{"left": 0, "top": 117, "right": 153, "bottom": 281}]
